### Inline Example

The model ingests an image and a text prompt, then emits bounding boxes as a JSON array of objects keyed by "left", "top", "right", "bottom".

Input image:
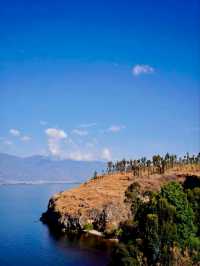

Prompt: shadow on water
[
  {"left": 46, "top": 225, "right": 116, "bottom": 252},
  {"left": 45, "top": 224, "right": 116, "bottom": 262}
]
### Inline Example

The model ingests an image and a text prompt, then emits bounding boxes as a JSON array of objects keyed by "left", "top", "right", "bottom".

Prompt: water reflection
[{"left": 46, "top": 225, "right": 115, "bottom": 264}]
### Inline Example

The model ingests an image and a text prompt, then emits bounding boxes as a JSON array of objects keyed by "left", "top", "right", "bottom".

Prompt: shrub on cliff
[
  {"left": 160, "top": 181, "right": 196, "bottom": 247},
  {"left": 83, "top": 223, "right": 93, "bottom": 231},
  {"left": 109, "top": 243, "right": 142, "bottom": 266},
  {"left": 109, "top": 179, "right": 200, "bottom": 266}
]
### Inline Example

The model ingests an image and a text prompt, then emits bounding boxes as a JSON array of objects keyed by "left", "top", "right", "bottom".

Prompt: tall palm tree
[
  {"left": 146, "top": 160, "right": 151, "bottom": 176},
  {"left": 107, "top": 161, "right": 113, "bottom": 173}
]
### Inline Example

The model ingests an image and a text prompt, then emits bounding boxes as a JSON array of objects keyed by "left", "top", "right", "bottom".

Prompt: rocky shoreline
[
  {"left": 41, "top": 171, "right": 191, "bottom": 237},
  {"left": 40, "top": 172, "right": 135, "bottom": 236},
  {"left": 40, "top": 189, "right": 131, "bottom": 235}
]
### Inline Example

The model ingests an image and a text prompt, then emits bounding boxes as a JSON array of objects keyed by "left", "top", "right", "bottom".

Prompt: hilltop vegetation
[{"left": 99, "top": 152, "right": 200, "bottom": 178}]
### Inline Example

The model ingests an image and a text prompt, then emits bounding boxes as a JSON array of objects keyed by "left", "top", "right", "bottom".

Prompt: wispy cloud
[
  {"left": 9, "top": 129, "right": 21, "bottom": 136},
  {"left": 45, "top": 128, "right": 67, "bottom": 156},
  {"left": 68, "top": 150, "right": 95, "bottom": 161},
  {"left": 3, "top": 140, "right": 13, "bottom": 145},
  {"left": 46, "top": 128, "right": 67, "bottom": 139},
  {"left": 72, "top": 129, "right": 88, "bottom": 136},
  {"left": 101, "top": 148, "right": 112, "bottom": 161},
  {"left": 21, "top": 136, "right": 31, "bottom": 142},
  {"left": 132, "top": 64, "right": 155, "bottom": 76},
  {"left": 0, "top": 137, "right": 13, "bottom": 146},
  {"left": 79, "top": 123, "right": 97, "bottom": 128},
  {"left": 107, "top": 125, "right": 126, "bottom": 133},
  {"left": 9, "top": 128, "right": 31, "bottom": 142}
]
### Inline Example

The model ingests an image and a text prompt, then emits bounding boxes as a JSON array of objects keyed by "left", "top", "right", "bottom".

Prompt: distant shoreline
[{"left": 0, "top": 181, "right": 82, "bottom": 186}]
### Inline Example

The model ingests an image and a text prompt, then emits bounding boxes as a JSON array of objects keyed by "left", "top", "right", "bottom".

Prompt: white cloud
[
  {"left": 21, "top": 136, "right": 31, "bottom": 142},
  {"left": 68, "top": 150, "right": 95, "bottom": 161},
  {"left": 9, "top": 129, "right": 21, "bottom": 137},
  {"left": 9, "top": 129, "right": 31, "bottom": 142},
  {"left": 45, "top": 128, "right": 67, "bottom": 156},
  {"left": 107, "top": 125, "right": 126, "bottom": 133},
  {"left": 43, "top": 127, "right": 112, "bottom": 162},
  {"left": 79, "top": 123, "right": 97, "bottom": 128},
  {"left": 132, "top": 64, "right": 155, "bottom": 76},
  {"left": 72, "top": 129, "right": 88, "bottom": 136},
  {"left": 66, "top": 147, "right": 112, "bottom": 162},
  {"left": 47, "top": 140, "right": 61, "bottom": 156},
  {"left": 45, "top": 128, "right": 67, "bottom": 139},
  {"left": 101, "top": 148, "right": 112, "bottom": 161}
]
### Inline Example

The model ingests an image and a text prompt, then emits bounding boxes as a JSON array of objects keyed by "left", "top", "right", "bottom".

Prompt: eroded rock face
[
  {"left": 41, "top": 197, "right": 131, "bottom": 233},
  {"left": 41, "top": 173, "right": 133, "bottom": 233},
  {"left": 41, "top": 172, "right": 189, "bottom": 234}
]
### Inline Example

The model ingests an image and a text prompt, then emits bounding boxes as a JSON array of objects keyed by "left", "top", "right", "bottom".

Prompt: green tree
[
  {"left": 144, "top": 214, "right": 160, "bottom": 265},
  {"left": 109, "top": 243, "right": 141, "bottom": 266},
  {"left": 161, "top": 182, "right": 196, "bottom": 246},
  {"left": 187, "top": 187, "right": 200, "bottom": 235}
]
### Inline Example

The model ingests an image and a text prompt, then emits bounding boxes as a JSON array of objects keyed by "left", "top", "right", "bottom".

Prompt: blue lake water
[{"left": 0, "top": 184, "right": 110, "bottom": 266}]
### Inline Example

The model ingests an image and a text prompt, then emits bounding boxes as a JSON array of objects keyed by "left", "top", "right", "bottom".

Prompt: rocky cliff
[{"left": 41, "top": 167, "right": 200, "bottom": 235}]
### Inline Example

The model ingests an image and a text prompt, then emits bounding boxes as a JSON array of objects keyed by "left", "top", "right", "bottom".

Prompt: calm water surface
[{"left": 0, "top": 184, "right": 111, "bottom": 266}]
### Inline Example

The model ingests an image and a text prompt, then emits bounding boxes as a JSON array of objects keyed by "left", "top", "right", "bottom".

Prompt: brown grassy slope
[{"left": 51, "top": 164, "right": 200, "bottom": 218}]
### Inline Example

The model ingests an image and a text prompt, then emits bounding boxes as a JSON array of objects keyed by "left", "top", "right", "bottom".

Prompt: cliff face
[
  {"left": 41, "top": 168, "right": 199, "bottom": 234},
  {"left": 41, "top": 173, "right": 133, "bottom": 233}
]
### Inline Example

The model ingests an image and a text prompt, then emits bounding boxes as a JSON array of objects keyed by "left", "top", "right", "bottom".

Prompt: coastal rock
[{"left": 41, "top": 170, "right": 191, "bottom": 234}]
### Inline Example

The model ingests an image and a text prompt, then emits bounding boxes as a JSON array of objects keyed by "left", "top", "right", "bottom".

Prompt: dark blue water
[{"left": 0, "top": 184, "right": 110, "bottom": 266}]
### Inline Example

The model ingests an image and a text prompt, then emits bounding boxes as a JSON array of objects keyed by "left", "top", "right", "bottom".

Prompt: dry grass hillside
[{"left": 46, "top": 164, "right": 200, "bottom": 233}]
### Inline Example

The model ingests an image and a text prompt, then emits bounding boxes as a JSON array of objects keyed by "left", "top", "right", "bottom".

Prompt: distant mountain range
[{"left": 0, "top": 153, "right": 106, "bottom": 184}]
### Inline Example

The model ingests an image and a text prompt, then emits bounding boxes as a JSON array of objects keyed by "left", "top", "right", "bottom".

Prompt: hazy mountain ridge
[{"left": 0, "top": 153, "right": 105, "bottom": 184}]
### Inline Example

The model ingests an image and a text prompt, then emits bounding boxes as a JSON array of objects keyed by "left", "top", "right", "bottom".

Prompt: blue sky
[{"left": 0, "top": 0, "right": 199, "bottom": 161}]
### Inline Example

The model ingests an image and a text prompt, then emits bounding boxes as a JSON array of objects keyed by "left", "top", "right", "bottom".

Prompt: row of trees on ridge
[{"left": 103, "top": 152, "right": 200, "bottom": 177}]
